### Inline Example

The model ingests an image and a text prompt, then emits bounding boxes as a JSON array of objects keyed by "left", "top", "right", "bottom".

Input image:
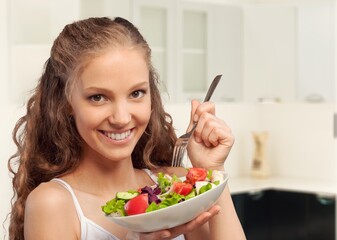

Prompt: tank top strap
[
  {"left": 51, "top": 178, "right": 85, "bottom": 220},
  {"left": 142, "top": 168, "right": 158, "bottom": 183}
]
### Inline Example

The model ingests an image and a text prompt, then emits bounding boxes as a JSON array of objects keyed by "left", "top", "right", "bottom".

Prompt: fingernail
[
  {"left": 193, "top": 114, "right": 198, "bottom": 122},
  {"left": 161, "top": 232, "right": 170, "bottom": 238}
]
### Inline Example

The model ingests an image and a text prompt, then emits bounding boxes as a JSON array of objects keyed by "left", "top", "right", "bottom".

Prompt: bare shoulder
[
  {"left": 152, "top": 166, "right": 187, "bottom": 177},
  {"left": 26, "top": 180, "right": 73, "bottom": 211},
  {"left": 25, "top": 181, "right": 79, "bottom": 239}
]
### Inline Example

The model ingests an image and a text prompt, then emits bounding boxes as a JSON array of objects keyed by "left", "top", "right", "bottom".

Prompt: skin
[{"left": 24, "top": 47, "right": 246, "bottom": 239}]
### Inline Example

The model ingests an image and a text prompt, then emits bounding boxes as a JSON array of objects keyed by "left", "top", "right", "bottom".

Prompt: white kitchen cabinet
[
  {"left": 7, "top": 0, "right": 336, "bottom": 105},
  {"left": 80, "top": 0, "right": 131, "bottom": 21},
  {"left": 132, "top": 1, "right": 337, "bottom": 104},
  {"left": 132, "top": 0, "right": 175, "bottom": 100},
  {"left": 176, "top": 2, "right": 212, "bottom": 102},
  {"left": 8, "top": 0, "right": 131, "bottom": 105},
  {"left": 8, "top": 0, "right": 81, "bottom": 104},
  {"left": 132, "top": 0, "right": 243, "bottom": 103},
  {"left": 9, "top": 0, "right": 131, "bottom": 45},
  {"left": 297, "top": 3, "right": 335, "bottom": 103},
  {"left": 242, "top": 5, "right": 297, "bottom": 103},
  {"left": 242, "top": 1, "right": 335, "bottom": 103}
]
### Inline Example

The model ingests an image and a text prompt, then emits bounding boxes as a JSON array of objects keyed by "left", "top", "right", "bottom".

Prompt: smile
[{"left": 103, "top": 130, "right": 131, "bottom": 141}]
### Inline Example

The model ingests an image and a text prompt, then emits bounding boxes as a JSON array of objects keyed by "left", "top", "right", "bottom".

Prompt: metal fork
[{"left": 171, "top": 74, "right": 222, "bottom": 167}]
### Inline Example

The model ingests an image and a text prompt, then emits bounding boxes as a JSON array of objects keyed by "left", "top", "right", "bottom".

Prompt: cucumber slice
[{"left": 116, "top": 191, "right": 139, "bottom": 200}]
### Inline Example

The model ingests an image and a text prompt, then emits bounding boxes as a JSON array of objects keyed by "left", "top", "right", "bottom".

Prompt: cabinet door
[
  {"left": 232, "top": 191, "right": 271, "bottom": 240},
  {"left": 269, "top": 191, "right": 308, "bottom": 240},
  {"left": 176, "top": 1, "right": 211, "bottom": 102},
  {"left": 80, "top": 0, "right": 131, "bottom": 20},
  {"left": 297, "top": 3, "right": 335, "bottom": 103},
  {"left": 210, "top": 5, "right": 242, "bottom": 102},
  {"left": 242, "top": 5, "right": 297, "bottom": 103},
  {"left": 8, "top": 0, "right": 132, "bottom": 105},
  {"left": 177, "top": 2, "right": 242, "bottom": 102},
  {"left": 133, "top": 0, "right": 243, "bottom": 103},
  {"left": 307, "top": 193, "right": 335, "bottom": 240},
  {"left": 244, "top": 191, "right": 271, "bottom": 240},
  {"left": 233, "top": 190, "right": 336, "bottom": 240},
  {"left": 9, "top": 0, "right": 81, "bottom": 104},
  {"left": 132, "top": 0, "right": 175, "bottom": 101}
]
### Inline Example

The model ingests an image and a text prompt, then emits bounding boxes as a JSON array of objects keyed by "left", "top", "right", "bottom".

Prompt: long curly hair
[{"left": 7, "top": 17, "right": 177, "bottom": 240}]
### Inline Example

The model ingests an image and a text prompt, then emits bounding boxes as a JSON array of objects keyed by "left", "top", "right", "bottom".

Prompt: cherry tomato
[
  {"left": 124, "top": 194, "right": 149, "bottom": 216},
  {"left": 186, "top": 168, "right": 207, "bottom": 185},
  {"left": 172, "top": 182, "right": 193, "bottom": 196}
]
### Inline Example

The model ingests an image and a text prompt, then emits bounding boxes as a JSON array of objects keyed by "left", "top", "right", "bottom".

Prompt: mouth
[{"left": 101, "top": 129, "right": 132, "bottom": 141}]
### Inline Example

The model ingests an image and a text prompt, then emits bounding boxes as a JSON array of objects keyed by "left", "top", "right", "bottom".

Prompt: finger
[
  {"left": 126, "top": 231, "right": 140, "bottom": 240},
  {"left": 193, "top": 101, "right": 216, "bottom": 120},
  {"left": 131, "top": 230, "right": 171, "bottom": 240},
  {"left": 207, "top": 204, "right": 222, "bottom": 215},
  {"left": 202, "top": 119, "right": 224, "bottom": 147},
  {"left": 193, "top": 114, "right": 222, "bottom": 145},
  {"left": 187, "top": 100, "right": 200, "bottom": 132},
  {"left": 169, "top": 205, "right": 221, "bottom": 237},
  {"left": 207, "top": 122, "right": 234, "bottom": 147}
]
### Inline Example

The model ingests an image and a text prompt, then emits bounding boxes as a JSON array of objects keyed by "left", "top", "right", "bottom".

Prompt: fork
[{"left": 171, "top": 74, "right": 222, "bottom": 167}]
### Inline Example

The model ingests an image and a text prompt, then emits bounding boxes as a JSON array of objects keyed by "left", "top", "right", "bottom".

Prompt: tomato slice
[
  {"left": 186, "top": 168, "right": 207, "bottom": 185},
  {"left": 124, "top": 194, "right": 149, "bottom": 216},
  {"left": 172, "top": 182, "right": 193, "bottom": 196}
]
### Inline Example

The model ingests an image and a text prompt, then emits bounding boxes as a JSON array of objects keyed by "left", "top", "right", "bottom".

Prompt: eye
[
  {"left": 89, "top": 94, "right": 106, "bottom": 103},
  {"left": 131, "top": 90, "right": 146, "bottom": 99}
]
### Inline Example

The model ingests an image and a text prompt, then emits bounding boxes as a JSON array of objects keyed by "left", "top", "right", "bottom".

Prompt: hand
[
  {"left": 126, "top": 205, "right": 221, "bottom": 240},
  {"left": 186, "top": 100, "right": 234, "bottom": 170}
]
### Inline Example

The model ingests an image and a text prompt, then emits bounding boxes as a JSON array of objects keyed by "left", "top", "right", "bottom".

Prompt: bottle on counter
[{"left": 251, "top": 131, "right": 270, "bottom": 178}]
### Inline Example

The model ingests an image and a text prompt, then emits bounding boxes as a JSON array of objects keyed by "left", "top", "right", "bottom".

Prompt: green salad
[{"left": 102, "top": 168, "right": 224, "bottom": 217}]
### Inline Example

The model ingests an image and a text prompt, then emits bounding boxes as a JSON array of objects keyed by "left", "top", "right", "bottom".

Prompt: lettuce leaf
[{"left": 101, "top": 198, "right": 126, "bottom": 216}]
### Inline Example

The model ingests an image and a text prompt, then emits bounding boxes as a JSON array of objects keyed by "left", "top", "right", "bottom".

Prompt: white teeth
[{"left": 105, "top": 130, "right": 131, "bottom": 141}]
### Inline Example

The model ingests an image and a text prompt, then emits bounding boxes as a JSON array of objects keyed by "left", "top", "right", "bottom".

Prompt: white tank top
[{"left": 52, "top": 169, "right": 185, "bottom": 240}]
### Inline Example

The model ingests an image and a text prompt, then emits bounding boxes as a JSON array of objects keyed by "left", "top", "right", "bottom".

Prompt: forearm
[{"left": 209, "top": 186, "right": 246, "bottom": 240}]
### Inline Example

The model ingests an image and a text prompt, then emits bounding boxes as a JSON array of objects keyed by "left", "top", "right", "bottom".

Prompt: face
[{"left": 69, "top": 47, "right": 151, "bottom": 163}]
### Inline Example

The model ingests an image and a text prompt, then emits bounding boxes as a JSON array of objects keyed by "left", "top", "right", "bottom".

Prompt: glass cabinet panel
[
  {"left": 80, "top": 0, "right": 107, "bottom": 18},
  {"left": 183, "top": 11, "right": 206, "bottom": 49},
  {"left": 10, "top": 0, "right": 51, "bottom": 44},
  {"left": 182, "top": 10, "right": 207, "bottom": 93},
  {"left": 183, "top": 52, "right": 206, "bottom": 92},
  {"left": 139, "top": 6, "right": 168, "bottom": 92},
  {"left": 140, "top": 7, "right": 167, "bottom": 47}
]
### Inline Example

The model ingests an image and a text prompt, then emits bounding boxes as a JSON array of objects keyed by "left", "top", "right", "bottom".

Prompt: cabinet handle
[
  {"left": 304, "top": 93, "right": 324, "bottom": 103},
  {"left": 220, "top": 96, "right": 235, "bottom": 102},
  {"left": 315, "top": 193, "right": 335, "bottom": 205},
  {"left": 248, "top": 190, "right": 264, "bottom": 200}
]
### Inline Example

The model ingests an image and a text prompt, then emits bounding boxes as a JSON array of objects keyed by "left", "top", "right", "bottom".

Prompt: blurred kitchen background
[{"left": 1, "top": 0, "right": 337, "bottom": 239}]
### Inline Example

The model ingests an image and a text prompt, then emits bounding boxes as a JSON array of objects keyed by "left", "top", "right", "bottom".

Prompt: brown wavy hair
[{"left": 7, "top": 17, "right": 177, "bottom": 240}]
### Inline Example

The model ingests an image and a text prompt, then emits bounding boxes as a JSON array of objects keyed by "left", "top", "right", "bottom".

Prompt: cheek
[
  {"left": 73, "top": 113, "right": 92, "bottom": 135},
  {"left": 141, "top": 100, "right": 152, "bottom": 124},
  {"left": 72, "top": 107, "right": 102, "bottom": 133}
]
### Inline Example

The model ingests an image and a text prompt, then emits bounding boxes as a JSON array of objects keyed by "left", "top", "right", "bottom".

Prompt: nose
[{"left": 108, "top": 101, "right": 131, "bottom": 126}]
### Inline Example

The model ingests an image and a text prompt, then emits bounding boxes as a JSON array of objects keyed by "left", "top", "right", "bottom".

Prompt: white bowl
[{"left": 105, "top": 171, "right": 229, "bottom": 232}]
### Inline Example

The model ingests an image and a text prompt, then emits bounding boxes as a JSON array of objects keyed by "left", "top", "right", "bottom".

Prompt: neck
[{"left": 66, "top": 154, "right": 140, "bottom": 198}]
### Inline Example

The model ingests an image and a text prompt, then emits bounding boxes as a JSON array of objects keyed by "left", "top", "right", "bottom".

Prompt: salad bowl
[{"left": 105, "top": 171, "right": 229, "bottom": 232}]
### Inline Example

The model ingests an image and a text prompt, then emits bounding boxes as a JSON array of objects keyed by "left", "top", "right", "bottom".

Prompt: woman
[{"left": 8, "top": 17, "right": 245, "bottom": 239}]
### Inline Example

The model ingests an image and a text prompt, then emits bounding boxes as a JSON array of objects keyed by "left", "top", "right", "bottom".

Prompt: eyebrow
[{"left": 83, "top": 81, "right": 149, "bottom": 92}]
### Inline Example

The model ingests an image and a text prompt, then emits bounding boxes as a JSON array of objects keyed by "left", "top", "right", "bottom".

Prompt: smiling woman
[{"left": 7, "top": 16, "right": 245, "bottom": 240}]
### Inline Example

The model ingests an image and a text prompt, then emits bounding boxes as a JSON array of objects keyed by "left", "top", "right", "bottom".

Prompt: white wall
[{"left": 1, "top": 0, "right": 13, "bottom": 238}]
